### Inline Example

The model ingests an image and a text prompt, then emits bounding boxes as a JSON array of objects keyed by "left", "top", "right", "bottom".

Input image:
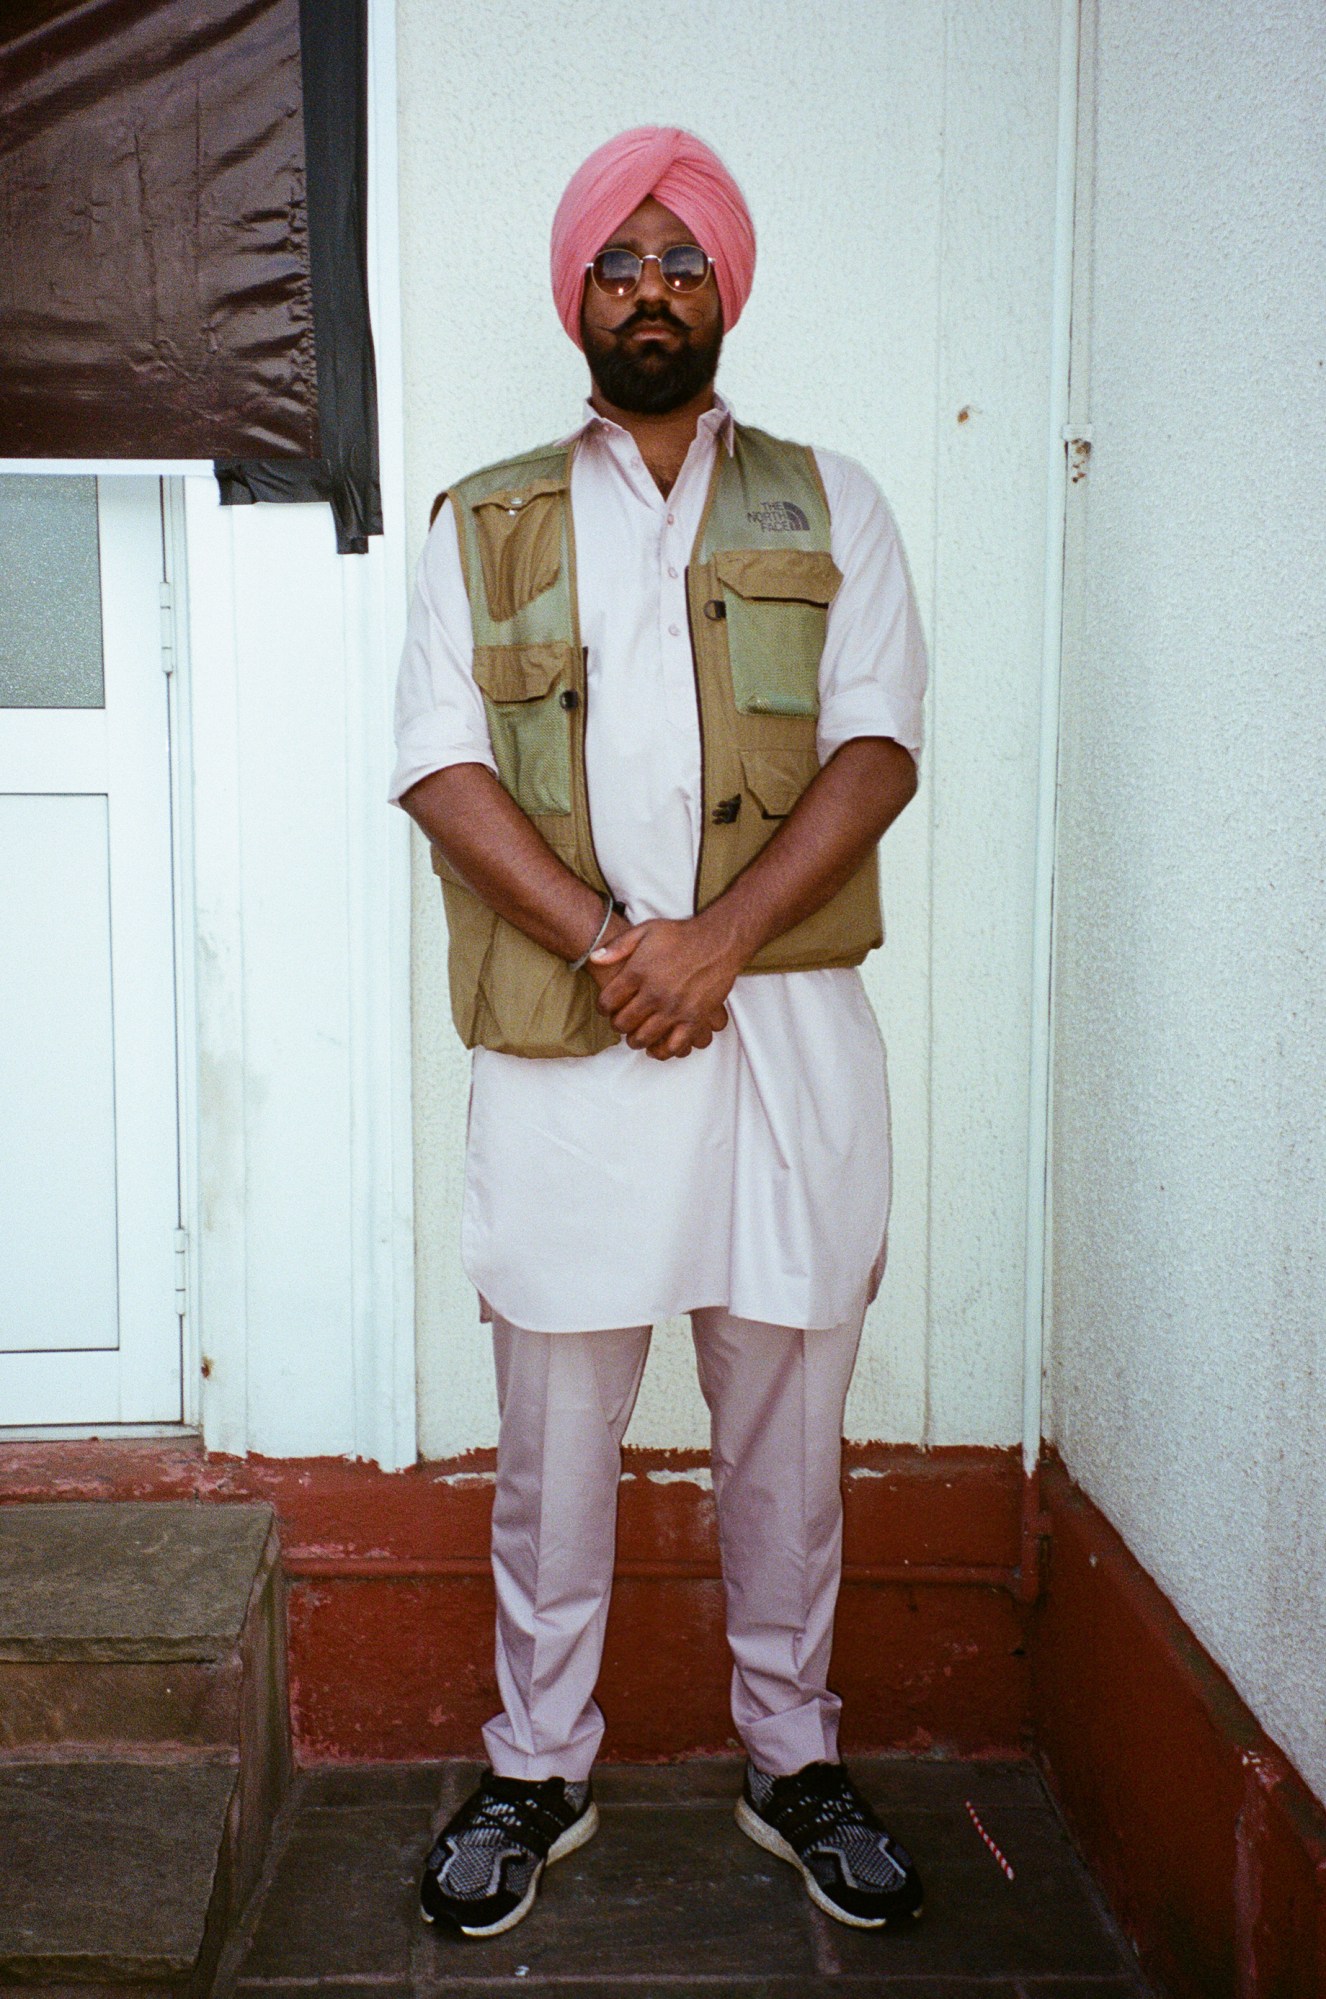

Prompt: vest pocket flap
[
  {"left": 473, "top": 475, "right": 567, "bottom": 515},
  {"left": 740, "top": 746, "right": 821, "bottom": 817},
  {"left": 471, "top": 481, "right": 566, "bottom": 623},
  {"left": 472, "top": 642, "right": 573, "bottom": 703},
  {"left": 713, "top": 548, "right": 843, "bottom": 605}
]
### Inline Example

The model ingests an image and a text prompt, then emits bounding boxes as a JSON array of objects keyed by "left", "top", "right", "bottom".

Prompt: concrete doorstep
[{"left": 0, "top": 1502, "right": 292, "bottom": 1997}]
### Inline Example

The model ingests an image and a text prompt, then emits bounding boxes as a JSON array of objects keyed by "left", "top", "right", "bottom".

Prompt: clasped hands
[{"left": 587, "top": 908, "right": 747, "bottom": 1060}]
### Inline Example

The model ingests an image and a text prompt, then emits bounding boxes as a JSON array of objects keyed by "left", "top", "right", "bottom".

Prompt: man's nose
[{"left": 634, "top": 256, "right": 671, "bottom": 304}]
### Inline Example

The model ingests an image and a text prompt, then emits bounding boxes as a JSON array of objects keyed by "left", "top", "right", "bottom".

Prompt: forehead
[{"left": 600, "top": 195, "right": 691, "bottom": 252}]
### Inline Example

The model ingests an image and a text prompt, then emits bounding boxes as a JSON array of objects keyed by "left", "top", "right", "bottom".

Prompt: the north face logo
[{"left": 746, "top": 500, "right": 810, "bottom": 533}]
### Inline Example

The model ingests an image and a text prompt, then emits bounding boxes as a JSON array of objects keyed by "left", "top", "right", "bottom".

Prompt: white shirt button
[
  {"left": 668, "top": 623, "right": 681, "bottom": 637},
  {"left": 668, "top": 565, "right": 678, "bottom": 579},
  {"left": 666, "top": 512, "right": 676, "bottom": 525}
]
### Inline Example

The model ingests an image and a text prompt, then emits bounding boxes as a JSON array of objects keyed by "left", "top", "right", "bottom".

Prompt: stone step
[
  {"left": 0, "top": 1502, "right": 285, "bottom": 1755},
  {"left": 0, "top": 1501, "right": 293, "bottom": 1993},
  {"left": 0, "top": 1760, "right": 238, "bottom": 1995}
]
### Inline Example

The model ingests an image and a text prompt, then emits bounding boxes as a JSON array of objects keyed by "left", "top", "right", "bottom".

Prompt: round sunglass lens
[
  {"left": 592, "top": 249, "right": 641, "bottom": 295},
  {"left": 660, "top": 245, "right": 709, "bottom": 291}
]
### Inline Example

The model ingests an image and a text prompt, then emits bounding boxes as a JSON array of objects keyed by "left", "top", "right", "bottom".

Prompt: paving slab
[
  {"left": 0, "top": 1760, "right": 236, "bottom": 1981},
  {"left": 415, "top": 1801, "right": 820, "bottom": 1988},
  {"left": 232, "top": 1988, "right": 411, "bottom": 1999},
  {"left": 808, "top": 1803, "right": 1135, "bottom": 1982},
  {"left": 849, "top": 1753, "right": 1053, "bottom": 1810},
  {"left": 414, "top": 1983, "right": 1025, "bottom": 1997},
  {"left": 1016, "top": 1981, "right": 1153, "bottom": 1996},
  {"left": 301, "top": 1763, "right": 450, "bottom": 1811},
  {"left": 0, "top": 1503, "right": 274, "bottom": 1662},
  {"left": 237, "top": 1806, "right": 432, "bottom": 1979},
  {"left": 222, "top": 1759, "right": 1154, "bottom": 1997}
]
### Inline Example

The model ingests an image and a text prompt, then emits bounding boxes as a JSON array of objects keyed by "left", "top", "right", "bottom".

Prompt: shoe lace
[
  {"left": 453, "top": 1776, "right": 565, "bottom": 1856},
  {"left": 772, "top": 1763, "right": 880, "bottom": 1848}
]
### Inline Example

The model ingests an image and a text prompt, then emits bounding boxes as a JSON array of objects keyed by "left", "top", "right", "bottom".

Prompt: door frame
[
  {"left": 0, "top": 467, "right": 187, "bottom": 1439},
  {"left": 164, "top": 477, "right": 203, "bottom": 1432}
]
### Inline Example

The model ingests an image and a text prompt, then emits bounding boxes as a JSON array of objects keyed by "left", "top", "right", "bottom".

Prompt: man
[{"left": 390, "top": 126, "right": 928, "bottom": 1941}]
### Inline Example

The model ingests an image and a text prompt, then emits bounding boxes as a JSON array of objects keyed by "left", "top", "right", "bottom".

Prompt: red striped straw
[{"left": 965, "top": 1799, "right": 1016, "bottom": 1881}]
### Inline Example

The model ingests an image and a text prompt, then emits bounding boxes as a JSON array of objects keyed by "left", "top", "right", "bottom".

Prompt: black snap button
[
  {"left": 703, "top": 599, "right": 727, "bottom": 621},
  {"left": 559, "top": 688, "right": 580, "bottom": 710}
]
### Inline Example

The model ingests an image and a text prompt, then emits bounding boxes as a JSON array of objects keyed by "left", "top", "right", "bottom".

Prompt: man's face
[{"left": 580, "top": 196, "right": 723, "bottom": 415}]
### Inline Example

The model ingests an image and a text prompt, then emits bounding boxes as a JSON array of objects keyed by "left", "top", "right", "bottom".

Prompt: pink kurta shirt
[{"left": 390, "top": 395, "right": 927, "bottom": 1332}]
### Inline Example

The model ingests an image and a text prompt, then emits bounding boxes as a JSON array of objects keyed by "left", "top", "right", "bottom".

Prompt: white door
[{"left": 0, "top": 476, "right": 183, "bottom": 1427}]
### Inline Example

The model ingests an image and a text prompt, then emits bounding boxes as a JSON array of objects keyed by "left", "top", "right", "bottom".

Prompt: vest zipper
[
  {"left": 579, "top": 644, "right": 612, "bottom": 900},
  {"left": 683, "top": 570, "right": 707, "bottom": 914},
  {"left": 560, "top": 449, "right": 612, "bottom": 905}
]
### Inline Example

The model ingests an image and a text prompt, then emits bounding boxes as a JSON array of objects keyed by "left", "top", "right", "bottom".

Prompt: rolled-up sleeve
[
  {"left": 388, "top": 498, "right": 498, "bottom": 807},
  {"left": 812, "top": 447, "right": 928, "bottom": 773}
]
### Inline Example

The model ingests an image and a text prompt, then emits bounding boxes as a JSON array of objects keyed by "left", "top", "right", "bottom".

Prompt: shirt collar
[{"left": 576, "top": 389, "right": 736, "bottom": 456}]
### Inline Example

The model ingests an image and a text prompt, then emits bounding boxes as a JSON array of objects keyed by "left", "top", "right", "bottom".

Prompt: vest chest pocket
[
  {"left": 712, "top": 548, "right": 843, "bottom": 718},
  {"left": 473, "top": 642, "right": 576, "bottom": 816},
  {"left": 472, "top": 479, "right": 565, "bottom": 622}
]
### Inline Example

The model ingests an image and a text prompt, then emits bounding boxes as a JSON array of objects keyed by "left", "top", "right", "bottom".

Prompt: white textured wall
[
  {"left": 396, "top": 0, "right": 1063, "bottom": 1456},
  {"left": 1050, "top": 0, "right": 1326, "bottom": 1799}
]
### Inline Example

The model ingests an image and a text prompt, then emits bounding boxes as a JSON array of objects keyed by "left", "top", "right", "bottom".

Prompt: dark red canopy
[
  {"left": 0, "top": 0, "right": 319, "bottom": 459},
  {"left": 0, "top": 0, "right": 380, "bottom": 550}
]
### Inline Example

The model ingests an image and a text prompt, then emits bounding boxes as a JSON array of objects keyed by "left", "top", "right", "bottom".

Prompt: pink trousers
[{"left": 482, "top": 1303, "right": 866, "bottom": 1782}]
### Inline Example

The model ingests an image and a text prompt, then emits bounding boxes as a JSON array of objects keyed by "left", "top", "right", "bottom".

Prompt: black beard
[{"left": 582, "top": 304, "right": 723, "bottom": 415}]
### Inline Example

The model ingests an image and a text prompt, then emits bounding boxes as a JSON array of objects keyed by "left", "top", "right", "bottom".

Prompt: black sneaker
[
  {"left": 419, "top": 1770, "right": 598, "bottom": 1937},
  {"left": 736, "top": 1759, "right": 924, "bottom": 1929}
]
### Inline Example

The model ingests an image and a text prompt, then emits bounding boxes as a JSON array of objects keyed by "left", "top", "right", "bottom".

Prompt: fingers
[
  {"left": 589, "top": 923, "right": 646, "bottom": 966},
  {"left": 611, "top": 990, "right": 660, "bottom": 1038},
  {"left": 605, "top": 983, "right": 729, "bottom": 1037},
  {"left": 615, "top": 998, "right": 732, "bottom": 1057},
  {"left": 597, "top": 967, "right": 645, "bottom": 1016},
  {"left": 599, "top": 955, "right": 732, "bottom": 1056},
  {"left": 649, "top": 1025, "right": 697, "bottom": 1060},
  {"left": 643, "top": 1015, "right": 723, "bottom": 1060},
  {"left": 647, "top": 1029, "right": 697, "bottom": 1060},
  {"left": 624, "top": 1011, "right": 673, "bottom": 1051}
]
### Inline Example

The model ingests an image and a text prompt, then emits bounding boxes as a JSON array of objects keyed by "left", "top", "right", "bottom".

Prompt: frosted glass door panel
[
  {"left": 0, "top": 477, "right": 105, "bottom": 708},
  {"left": 0, "top": 794, "right": 119, "bottom": 1351}
]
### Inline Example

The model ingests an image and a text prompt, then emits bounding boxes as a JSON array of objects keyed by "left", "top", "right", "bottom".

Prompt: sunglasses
[{"left": 585, "top": 244, "right": 715, "bottom": 298}]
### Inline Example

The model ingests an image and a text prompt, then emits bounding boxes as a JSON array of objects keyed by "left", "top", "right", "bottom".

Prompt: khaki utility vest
[{"left": 429, "top": 421, "right": 883, "bottom": 1058}]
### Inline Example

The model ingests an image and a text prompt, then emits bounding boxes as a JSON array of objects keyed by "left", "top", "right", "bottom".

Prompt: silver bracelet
[{"left": 567, "top": 891, "right": 616, "bottom": 973}]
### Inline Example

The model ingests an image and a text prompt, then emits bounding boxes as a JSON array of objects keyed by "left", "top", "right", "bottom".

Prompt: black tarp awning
[{"left": 0, "top": 0, "right": 381, "bottom": 552}]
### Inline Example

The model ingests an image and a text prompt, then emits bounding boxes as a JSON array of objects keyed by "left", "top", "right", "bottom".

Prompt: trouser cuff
[
  {"left": 739, "top": 1693, "right": 841, "bottom": 1777},
  {"left": 482, "top": 1712, "right": 602, "bottom": 1785}
]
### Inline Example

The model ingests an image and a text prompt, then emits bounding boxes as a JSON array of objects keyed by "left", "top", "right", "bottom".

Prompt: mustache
[{"left": 617, "top": 304, "right": 689, "bottom": 336}]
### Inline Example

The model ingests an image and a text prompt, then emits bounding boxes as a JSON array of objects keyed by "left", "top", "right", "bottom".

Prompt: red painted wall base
[
  {"left": 1032, "top": 1452, "right": 1326, "bottom": 1999},
  {"left": 0, "top": 1438, "right": 1029, "bottom": 1762}
]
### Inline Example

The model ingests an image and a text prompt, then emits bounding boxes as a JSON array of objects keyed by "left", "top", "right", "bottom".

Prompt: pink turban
[{"left": 550, "top": 126, "right": 757, "bottom": 349}]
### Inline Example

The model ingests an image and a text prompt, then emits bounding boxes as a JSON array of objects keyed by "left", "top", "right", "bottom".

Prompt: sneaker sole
[
  {"left": 734, "top": 1796, "right": 923, "bottom": 1931},
  {"left": 421, "top": 1801, "right": 600, "bottom": 1939}
]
